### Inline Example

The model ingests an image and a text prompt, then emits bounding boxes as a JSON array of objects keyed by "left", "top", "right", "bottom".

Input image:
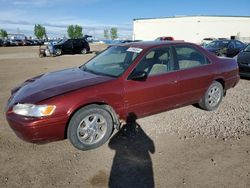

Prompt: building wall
[{"left": 133, "top": 16, "right": 250, "bottom": 43}]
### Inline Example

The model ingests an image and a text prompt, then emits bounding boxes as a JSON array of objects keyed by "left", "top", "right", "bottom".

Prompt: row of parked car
[
  {"left": 203, "top": 39, "right": 246, "bottom": 57},
  {"left": 0, "top": 38, "right": 44, "bottom": 47},
  {"left": 200, "top": 38, "right": 249, "bottom": 77}
]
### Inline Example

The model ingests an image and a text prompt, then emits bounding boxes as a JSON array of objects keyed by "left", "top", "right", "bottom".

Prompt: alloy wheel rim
[
  {"left": 56, "top": 49, "right": 61, "bottom": 55},
  {"left": 77, "top": 114, "right": 107, "bottom": 145},
  {"left": 207, "top": 85, "right": 221, "bottom": 107},
  {"left": 81, "top": 49, "right": 87, "bottom": 54}
]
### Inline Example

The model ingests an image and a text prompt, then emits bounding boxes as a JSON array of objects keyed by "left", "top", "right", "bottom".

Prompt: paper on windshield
[{"left": 127, "top": 47, "right": 143, "bottom": 53}]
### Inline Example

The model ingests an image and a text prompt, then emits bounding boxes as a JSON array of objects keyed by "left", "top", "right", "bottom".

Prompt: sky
[{"left": 0, "top": 0, "right": 250, "bottom": 39}]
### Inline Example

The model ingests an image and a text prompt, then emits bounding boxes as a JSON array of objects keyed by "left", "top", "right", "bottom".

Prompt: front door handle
[{"left": 170, "top": 80, "right": 178, "bottom": 84}]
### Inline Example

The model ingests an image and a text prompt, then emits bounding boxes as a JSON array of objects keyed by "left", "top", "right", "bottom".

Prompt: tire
[
  {"left": 81, "top": 48, "right": 88, "bottom": 54},
  {"left": 198, "top": 81, "right": 223, "bottom": 111},
  {"left": 55, "top": 49, "right": 62, "bottom": 56},
  {"left": 67, "top": 105, "right": 114, "bottom": 150}
]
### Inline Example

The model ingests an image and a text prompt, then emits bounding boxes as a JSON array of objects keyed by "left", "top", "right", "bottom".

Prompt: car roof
[
  {"left": 214, "top": 39, "right": 241, "bottom": 43},
  {"left": 116, "top": 41, "right": 189, "bottom": 50}
]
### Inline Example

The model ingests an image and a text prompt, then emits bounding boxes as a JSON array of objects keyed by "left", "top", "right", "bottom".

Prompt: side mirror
[{"left": 128, "top": 71, "right": 148, "bottom": 81}]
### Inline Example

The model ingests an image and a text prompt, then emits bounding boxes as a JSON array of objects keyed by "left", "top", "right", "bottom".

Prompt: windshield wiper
[{"left": 79, "top": 65, "right": 117, "bottom": 78}]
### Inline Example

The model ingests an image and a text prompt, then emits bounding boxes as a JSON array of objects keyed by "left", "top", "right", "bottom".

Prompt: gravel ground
[
  {"left": 140, "top": 80, "right": 250, "bottom": 139},
  {"left": 0, "top": 45, "right": 249, "bottom": 188}
]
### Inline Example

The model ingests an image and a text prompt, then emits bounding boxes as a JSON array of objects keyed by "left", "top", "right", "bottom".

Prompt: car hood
[{"left": 8, "top": 68, "right": 114, "bottom": 107}]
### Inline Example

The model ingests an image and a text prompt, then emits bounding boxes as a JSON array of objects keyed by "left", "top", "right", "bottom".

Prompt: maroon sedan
[{"left": 5, "top": 41, "right": 239, "bottom": 150}]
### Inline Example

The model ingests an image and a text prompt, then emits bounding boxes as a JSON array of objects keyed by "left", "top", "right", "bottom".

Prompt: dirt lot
[{"left": 0, "top": 45, "right": 249, "bottom": 188}]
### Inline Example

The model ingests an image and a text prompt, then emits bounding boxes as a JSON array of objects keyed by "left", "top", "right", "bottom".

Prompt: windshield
[
  {"left": 155, "top": 37, "right": 161, "bottom": 41},
  {"left": 206, "top": 41, "right": 229, "bottom": 48},
  {"left": 243, "top": 44, "right": 250, "bottom": 52},
  {"left": 57, "top": 38, "right": 67, "bottom": 44},
  {"left": 80, "top": 46, "right": 141, "bottom": 77}
]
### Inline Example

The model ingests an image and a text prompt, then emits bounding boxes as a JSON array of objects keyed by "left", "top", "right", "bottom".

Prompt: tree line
[{"left": 1, "top": 24, "right": 119, "bottom": 40}]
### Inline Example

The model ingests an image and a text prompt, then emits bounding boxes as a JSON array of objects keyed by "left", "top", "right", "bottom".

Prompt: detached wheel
[
  {"left": 67, "top": 105, "right": 114, "bottom": 150},
  {"left": 55, "top": 49, "right": 62, "bottom": 56},
  {"left": 199, "top": 81, "right": 223, "bottom": 111},
  {"left": 81, "top": 48, "right": 88, "bottom": 54}
]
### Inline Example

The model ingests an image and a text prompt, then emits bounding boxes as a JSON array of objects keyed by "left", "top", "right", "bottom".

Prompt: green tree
[
  {"left": 34, "top": 24, "right": 46, "bottom": 40},
  {"left": 0, "top": 29, "right": 8, "bottom": 39},
  {"left": 67, "top": 25, "right": 83, "bottom": 39},
  {"left": 110, "top": 27, "right": 118, "bottom": 40},
  {"left": 67, "top": 25, "right": 75, "bottom": 39},
  {"left": 104, "top": 28, "right": 109, "bottom": 39}
]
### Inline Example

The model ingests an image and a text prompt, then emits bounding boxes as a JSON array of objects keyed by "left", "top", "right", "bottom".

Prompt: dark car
[
  {"left": 205, "top": 39, "right": 246, "bottom": 57},
  {"left": 53, "top": 38, "right": 90, "bottom": 55},
  {"left": 2, "top": 39, "right": 11, "bottom": 46},
  {"left": 5, "top": 41, "right": 239, "bottom": 150},
  {"left": 22, "top": 40, "right": 34, "bottom": 46},
  {"left": 12, "top": 39, "right": 24, "bottom": 46},
  {"left": 120, "top": 40, "right": 142, "bottom": 43},
  {"left": 237, "top": 44, "right": 250, "bottom": 77},
  {"left": 32, "top": 39, "right": 43, "bottom": 45},
  {"left": 2, "top": 39, "right": 17, "bottom": 47},
  {"left": 0, "top": 39, "right": 3, "bottom": 46}
]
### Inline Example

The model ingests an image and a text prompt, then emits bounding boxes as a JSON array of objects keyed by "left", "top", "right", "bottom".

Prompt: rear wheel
[
  {"left": 67, "top": 105, "right": 114, "bottom": 150},
  {"left": 199, "top": 81, "right": 223, "bottom": 111},
  {"left": 81, "top": 48, "right": 88, "bottom": 54}
]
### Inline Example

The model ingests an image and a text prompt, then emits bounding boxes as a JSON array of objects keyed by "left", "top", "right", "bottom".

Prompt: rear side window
[{"left": 174, "top": 46, "right": 209, "bottom": 70}]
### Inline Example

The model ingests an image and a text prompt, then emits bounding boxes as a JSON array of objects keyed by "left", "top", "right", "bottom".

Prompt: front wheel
[
  {"left": 198, "top": 81, "right": 223, "bottom": 111},
  {"left": 55, "top": 49, "right": 62, "bottom": 56},
  {"left": 67, "top": 105, "right": 114, "bottom": 150}
]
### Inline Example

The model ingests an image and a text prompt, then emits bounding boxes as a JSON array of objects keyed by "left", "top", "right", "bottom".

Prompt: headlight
[{"left": 13, "top": 104, "right": 56, "bottom": 117}]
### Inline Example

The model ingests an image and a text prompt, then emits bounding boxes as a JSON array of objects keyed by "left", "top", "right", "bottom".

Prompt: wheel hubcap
[
  {"left": 207, "top": 86, "right": 221, "bottom": 107},
  {"left": 82, "top": 49, "right": 87, "bottom": 54},
  {"left": 77, "top": 114, "right": 107, "bottom": 145},
  {"left": 56, "top": 49, "right": 61, "bottom": 55}
]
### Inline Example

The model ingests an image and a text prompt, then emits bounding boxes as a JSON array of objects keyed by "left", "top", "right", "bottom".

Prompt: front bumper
[{"left": 6, "top": 112, "right": 68, "bottom": 143}]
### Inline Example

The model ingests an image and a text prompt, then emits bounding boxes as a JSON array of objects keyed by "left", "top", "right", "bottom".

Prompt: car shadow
[{"left": 108, "top": 114, "right": 155, "bottom": 188}]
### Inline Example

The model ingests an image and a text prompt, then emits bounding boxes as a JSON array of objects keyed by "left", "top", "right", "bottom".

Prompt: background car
[
  {"left": 155, "top": 36, "right": 174, "bottom": 41},
  {"left": 2, "top": 39, "right": 11, "bottom": 46},
  {"left": 120, "top": 40, "right": 142, "bottom": 43},
  {"left": 204, "top": 39, "right": 246, "bottom": 57},
  {"left": 201, "top": 37, "right": 217, "bottom": 46},
  {"left": 22, "top": 40, "right": 34, "bottom": 46},
  {"left": 0, "top": 39, "right": 3, "bottom": 46},
  {"left": 12, "top": 39, "right": 24, "bottom": 46},
  {"left": 32, "top": 39, "right": 44, "bottom": 45},
  {"left": 236, "top": 44, "right": 250, "bottom": 77},
  {"left": 53, "top": 38, "right": 90, "bottom": 55}
]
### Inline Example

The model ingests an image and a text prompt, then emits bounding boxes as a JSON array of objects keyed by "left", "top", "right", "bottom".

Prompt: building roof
[{"left": 133, "top": 15, "right": 250, "bottom": 21}]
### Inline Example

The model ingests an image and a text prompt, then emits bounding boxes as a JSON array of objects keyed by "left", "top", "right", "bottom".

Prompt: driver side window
[{"left": 133, "top": 47, "right": 174, "bottom": 76}]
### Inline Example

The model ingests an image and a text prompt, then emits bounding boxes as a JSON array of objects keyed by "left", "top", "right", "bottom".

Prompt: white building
[{"left": 133, "top": 16, "right": 250, "bottom": 43}]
